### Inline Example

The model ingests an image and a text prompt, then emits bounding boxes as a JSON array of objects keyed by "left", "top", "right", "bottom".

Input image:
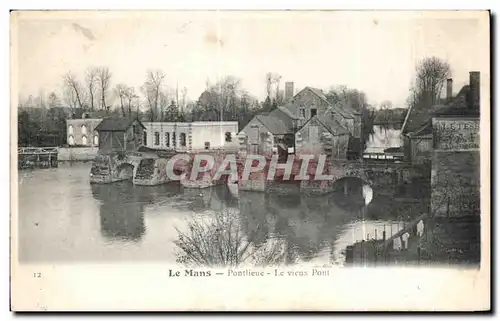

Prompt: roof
[
  {"left": 306, "top": 86, "right": 329, "bottom": 102},
  {"left": 401, "top": 103, "right": 431, "bottom": 135},
  {"left": 299, "top": 115, "right": 349, "bottom": 136},
  {"left": 94, "top": 117, "right": 144, "bottom": 132},
  {"left": 276, "top": 104, "right": 299, "bottom": 120},
  {"left": 403, "top": 84, "right": 479, "bottom": 135},
  {"left": 431, "top": 85, "right": 479, "bottom": 117},
  {"left": 303, "top": 87, "right": 355, "bottom": 119},
  {"left": 255, "top": 114, "right": 293, "bottom": 135},
  {"left": 316, "top": 115, "right": 349, "bottom": 136},
  {"left": 410, "top": 121, "right": 433, "bottom": 137}
]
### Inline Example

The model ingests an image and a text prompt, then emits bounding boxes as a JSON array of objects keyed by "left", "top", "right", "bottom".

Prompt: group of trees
[
  {"left": 406, "top": 56, "right": 451, "bottom": 113},
  {"left": 19, "top": 66, "right": 410, "bottom": 148},
  {"left": 63, "top": 67, "right": 115, "bottom": 112}
]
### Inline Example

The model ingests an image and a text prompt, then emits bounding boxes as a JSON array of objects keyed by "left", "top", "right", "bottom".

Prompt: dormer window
[{"left": 311, "top": 108, "right": 317, "bottom": 118}]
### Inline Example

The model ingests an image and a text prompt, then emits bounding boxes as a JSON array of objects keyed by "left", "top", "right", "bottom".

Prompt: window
[
  {"left": 68, "top": 125, "right": 74, "bottom": 135},
  {"left": 143, "top": 131, "right": 147, "bottom": 146},
  {"left": 300, "top": 108, "right": 306, "bottom": 118},
  {"left": 93, "top": 134, "right": 99, "bottom": 146},
  {"left": 68, "top": 135, "right": 75, "bottom": 145},
  {"left": 225, "top": 132, "right": 232, "bottom": 142},
  {"left": 205, "top": 142, "right": 210, "bottom": 150},
  {"left": 180, "top": 133, "right": 187, "bottom": 147},
  {"left": 154, "top": 132, "right": 160, "bottom": 145},
  {"left": 81, "top": 125, "right": 87, "bottom": 135},
  {"left": 165, "top": 132, "right": 170, "bottom": 147},
  {"left": 172, "top": 132, "right": 176, "bottom": 147},
  {"left": 311, "top": 108, "right": 317, "bottom": 118},
  {"left": 82, "top": 135, "right": 88, "bottom": 145}
]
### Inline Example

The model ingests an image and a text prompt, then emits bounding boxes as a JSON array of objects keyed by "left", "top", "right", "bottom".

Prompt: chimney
[
  {"left": 446, "top": 78, "right": 453, "bottom": 100},
  {"left": 285, "top": 82, "right": 294, "bottom": 101},
  {"left": 469, "top": 71, "right": 480, "bottom": 110}
]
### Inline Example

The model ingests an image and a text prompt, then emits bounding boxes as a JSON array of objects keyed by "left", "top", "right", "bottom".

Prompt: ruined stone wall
[{"left": 431, "top": 118, "right": 480, "bottom": 218}]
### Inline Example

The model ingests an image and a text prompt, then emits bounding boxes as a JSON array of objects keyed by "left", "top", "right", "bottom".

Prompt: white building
[
  {"left": 66, "top": 117, "right": 102, "bottom": 147},
  {"left": 142, "top": 121, "right": 239, "bottom": 151}
]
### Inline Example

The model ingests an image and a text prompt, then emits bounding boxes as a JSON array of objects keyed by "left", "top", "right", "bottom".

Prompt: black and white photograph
[{"left": 10, "top": 10, "right": 490, "bottom": 311}]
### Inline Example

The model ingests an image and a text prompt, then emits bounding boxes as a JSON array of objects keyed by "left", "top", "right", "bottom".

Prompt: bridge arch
[
  {"left": 331, "top": 176, "right": 374, "bottom": 208},
  {"left": 116, "top": 162, "right": 135, "bottom": 181}
]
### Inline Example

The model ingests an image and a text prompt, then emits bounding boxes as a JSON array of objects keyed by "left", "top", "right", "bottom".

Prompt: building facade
[
  {"left": 142, "top": 121, "right": 239, "bottom": 151},
  {"left": 66, "top": 117, "right": 103, "bottom": 147},
  {"left": 429, "top": 71, "right": 481, "bottom": 264},
  {"left": 431, "top": 71, "right": 481, "bottom": 218},
  {"left": 239, "top": 85, "right": 361, "bottom": 160}
]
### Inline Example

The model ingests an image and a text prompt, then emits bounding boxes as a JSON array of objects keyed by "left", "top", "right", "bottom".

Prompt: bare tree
[
  {"left": 265, "top": 72, "right": 281, "bottom": 101},
  {"left": 326, "top": 86, "right": 367, "bottom": 112},
  {"left": 141, "top": 70, "right": 166, "bottom": 121},
  {"left": 114, "top": 83, "right": 129, "bottom": 117},
  {"left": 85, "top": 67, "right": 99, "bottom": 111},
  {"left": 413, "top": 57, "right": 451, "bottom": 107},
  {"left": 63, "top": 72, "right": 85, "bottom": 110},
  {"left": 97, "top": 67, "right": 112, "bottom": 111}
]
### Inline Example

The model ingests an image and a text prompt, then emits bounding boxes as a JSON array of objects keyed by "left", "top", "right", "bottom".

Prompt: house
[
  {"left": 295, "top": 115, "right": 350, "bottom": 159},
  {"left": 239, "top": 84, "right": 361, "bottom": 159},
  {"left": 402, "top": 73, "right": 480, "bottom": 165},
  {"left": 142, "top": 121, "right": 239, "bottom": 152},
  {"left": 429, "top": 71, "right": 480, "bottom": 263},
  {"left": 238, "top": 106, "right": 297, "bottom": 156},
  {"left": 94, "top": 117, "right": 146, "bottom": 153},
  {"left": 430, "top": 71, "right": 480, "bottom": 217},
  {"left": 66, "top": 113, "right": 103, "bottom": 147},
  {"left": 401, "top": 77, "right": 458, "bottom": 164}
]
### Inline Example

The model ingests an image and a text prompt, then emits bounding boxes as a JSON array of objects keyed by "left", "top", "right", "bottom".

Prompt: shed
[{"left": 94, "top": 117, "right": 146, "bottom": 153}]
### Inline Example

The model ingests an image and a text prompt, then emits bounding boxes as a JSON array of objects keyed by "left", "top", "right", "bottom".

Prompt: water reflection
[
  {"left": 238, "top": 191, "right": 368, "bottom": 264},
  {"left": 91, "top": 182, "right": 181, "bottom": 242},
  {"left": 19, "top": 164, "right": 410, "bottom": 263}
]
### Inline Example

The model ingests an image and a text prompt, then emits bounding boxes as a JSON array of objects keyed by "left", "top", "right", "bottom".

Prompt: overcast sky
[{"left": 13, "top": 11, "right": 487, "bottom": 108}]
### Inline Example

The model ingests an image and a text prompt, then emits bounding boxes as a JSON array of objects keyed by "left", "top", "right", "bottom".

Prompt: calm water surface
[{"left": 18, "top": 163, "right": 406, "bottom": 265}]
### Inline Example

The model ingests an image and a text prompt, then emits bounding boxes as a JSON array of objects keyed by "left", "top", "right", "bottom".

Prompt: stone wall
[
  {"left": 59, "top": 147, "right": 99, "bottom": 161},
  {"left": 431, "top": 150, "right": 480, "bottom": 217},
  {"left": 431, "top": 117, "right": 480, "bottom": 217}
]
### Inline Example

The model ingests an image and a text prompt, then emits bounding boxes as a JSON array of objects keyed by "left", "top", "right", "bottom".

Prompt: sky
[{"left": 13, "top": 11, "right": 488, "bottom": 108}]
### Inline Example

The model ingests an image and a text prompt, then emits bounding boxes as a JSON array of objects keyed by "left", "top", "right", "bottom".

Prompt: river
[{"left": 18, "top": 162, "right": 410, "bottom": 266}]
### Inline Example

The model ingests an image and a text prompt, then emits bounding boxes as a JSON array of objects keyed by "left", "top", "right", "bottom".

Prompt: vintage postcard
[{"left": 10, "top": 10, "right": 490, "bottom": 311}]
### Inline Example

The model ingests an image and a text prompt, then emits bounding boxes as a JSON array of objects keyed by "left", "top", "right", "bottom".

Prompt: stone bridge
[
  {"left": 90, "top": 150, "right": 185, "bottom": 186},
  {"left": 90, "top": 149, "right": 421, "bottom": 196},
  {"left": 89, "top": 149, "right": 228, "bottom": 186}
]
